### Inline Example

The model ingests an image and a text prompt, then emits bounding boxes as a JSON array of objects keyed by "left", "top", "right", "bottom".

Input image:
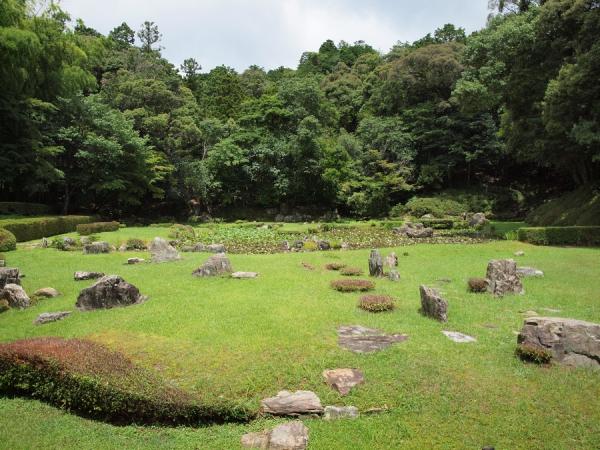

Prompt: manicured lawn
[{"left": 1, "top": 232, "right": 600, "bottom": 449}]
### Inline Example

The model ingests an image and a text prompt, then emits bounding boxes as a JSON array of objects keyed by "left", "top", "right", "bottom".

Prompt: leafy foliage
[
  {"left": 76, "top": 221, "right": 120, "bottom": 235},
  {"left": 0, "top": 229, "right": 17, "bottom": 252},
  {"left": 330, "top": 279, "right": 375, "bottom": 292},
  {"left": 358, "top": 294, "right": 395, "bottom": 312},
  {"left": 0, "top": 216, "right": 93, "bottom": 242}
]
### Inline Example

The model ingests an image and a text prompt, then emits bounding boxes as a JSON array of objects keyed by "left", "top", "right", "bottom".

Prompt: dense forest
[{"left": 1, "top": 0, "right": 599, "bottom": 219}]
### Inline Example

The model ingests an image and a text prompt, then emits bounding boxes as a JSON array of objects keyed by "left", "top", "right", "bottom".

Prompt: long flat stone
[
  {"left": 337, "top": 325, "right": 408, "bottom": 353},
  {"left": 34, "top": 311, "right": 71, "bottom": 325},
  {"left": 442, "top": 330, "right": 477, "bottom": 343},
  {"left": 261, "top": 390, "right": 323, "bottom": 416}
]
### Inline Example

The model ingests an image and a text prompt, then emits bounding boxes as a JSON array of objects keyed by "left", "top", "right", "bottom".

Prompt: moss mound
[
  {"left": 0, "top": 228, "right": 17, "bottom": 252},
  {"left": 526, "top": 187, "right": 600, "bottom": 226}
]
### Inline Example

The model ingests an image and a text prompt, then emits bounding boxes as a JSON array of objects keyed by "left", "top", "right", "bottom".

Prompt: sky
[{"left": 60, "top": 0, "right": 490, "bottom": 73}]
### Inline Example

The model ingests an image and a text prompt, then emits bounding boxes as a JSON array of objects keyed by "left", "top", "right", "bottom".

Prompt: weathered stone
[
  {"left": 261, "top": 390, "right": 323, "bottom": 416},
  {"left": 80, "top": 236, "right": 92, "bottom": 245},
  {"left": 0, "top": 268, "right": 21, "bottom": 288},
  {"left": 241, "top": 421, "right": 309, "bottom": 450},
  {"left": 322, "top": 368, "right": 364, "bottom": 395},
  {"left": 293, "top": 240, "right": 304, "bottom": 250},
  {"left": 76, "top": 275, "right": 146, "bottom": 311},
  {"left": 486, "top": 259, "right": 524, "bottom": 296},
  {"left": 368, "top": 249, "right": 384, "bottom": 277},
  {"left": 118, "top": 244, "right": 127, "bottom": 252},
  {"left": 232, "top": 271, "right": 258, "bottom": 279},
  {"left": 469, "top": 212, "right": 488, "bottom": 228},
  {"left": 190, "top": 243, "right": 227, "bottom": 253},
  {"left": 384, "top": 252, "right": 398, "bottom": 268},
  {"left": 442, "top": 331, "right": 477, "bottom": 343},
  {"left": 517, "top": 266, "right": 544, "bottom": 278},
  {"left": 192, "top": 253, "right": 233, "bottom": 277},
  {"left": 33, "top": 287, "right": 60, "bottom": 298},
  {"left": 34, "top": 311, "right": 71, "bottom": 325},
  {"left": 388, "top": 269, "right": 400, "bottom": 282},
  {"left": 323, "top": 406, "right": 359, "bottom": 420},
  {"left": 317, "top": 240, "right": 330, "bottom": 251},
  {"left": 514, "top": 250, "right": 525, "bottom": 256},
  {"left": 40, "top": 237, "right": 49, "bottom": 248},
  {"left": 394, "top": 222, "right": 434, "bottom": 238},
  {"left": 0, "top": 284, "right": 30, "bottom": 309},
  {"left": 281, "top": 241, "right": 291, "bottom": 252},
  {"left": 419, "top": 285, "right": 448, "bottom": 322},
  {"left": 148, "top": 237, "right": 180, "bottom": 263},
  {"left": 337, "top": 325, "right": 408, "bottom": 353},
  {"left": 518, "top": 317, "right": 600, "bottom": 368},
  {"left": 421, "top": 213, "right": 434, "bottom": 219},
  {"left": 127, "top": 257, "right": 145, "bottom": 265},
  {"left": 74, "top": 271, "right": 105, "bottom": 281},
  {"left": 83, "top": 241, "right": 110, "bottom": 254}
]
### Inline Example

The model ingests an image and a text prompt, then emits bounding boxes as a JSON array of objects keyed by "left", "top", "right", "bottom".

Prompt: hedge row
[
  {"left": 0, "top": 229, "right": 17, "bottom": 252},
  {"left": 76, "top": 221, "right": 120, "bottom": 235},
  {"left": 0, "top": 202, "right": 50, "bottom": 216},
  {"left": 518, "top": 226, "right": 600, "bottom": 246},
  {"left": 0, "top": 337, "right": 253, "bottom": 426},
  {"left": 420, "top": 219, "right": 455, "bottom": 230},
  {"left": 0, "top": 216, "right": 94, "bottom": 242}
]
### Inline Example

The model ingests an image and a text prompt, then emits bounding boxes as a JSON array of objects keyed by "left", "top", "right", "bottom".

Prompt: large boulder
[
  {"left": 0, "top": 268, "right": 21, "bottom": 288},
  {"left": 486, "top": 259, "right": 524, "bottom": 296},
  {"left": 368, "top": 249, "right": 384, "bottom": 277},
  {"left": 148, "top": 237, "right": 181, "bottom": 263},
  {"left": 518, "top": 317, "right": 600, "bottom": 369},
  {"left": 192, "top": 253, "right": 232, "bottom": 277},
  {"left": 469, "top": 212, "right": 488, "bottom": 228},
  {"left": 74, "top": 271, "right": 105, "bottom": 281},
  {"left": 419, "top": 285, "right": 448, "bottom": 322},
  {"left": 76, "top": 275, "right": 146, "bottom": 311},
  {"left": 83, "top": 241, "right": 110, "bottom": 254},
  {"left": 394, "top": 222, "right": 433, "bottom": 238},
  {"left": 241, "top": 421, "right": 309, "bottom": 450},
  {"left": 261, "top": 390, "right": 323, "bottom": 416},
  {"left": 0, "top": 284, "right": 30, "bottom": 309}
]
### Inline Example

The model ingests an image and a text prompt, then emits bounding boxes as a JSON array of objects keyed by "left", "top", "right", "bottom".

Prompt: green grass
[
  {"left": 526, "top": 186, "right": 600, "bottom": 226},
  {"left": 1, "top": 230, "right": 600, "bottom": 449}
]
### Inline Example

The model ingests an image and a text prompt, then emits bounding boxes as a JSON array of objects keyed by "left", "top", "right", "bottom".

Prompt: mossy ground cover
[{"left": 1, "top": 227, "right": 600, "bottom": 449}]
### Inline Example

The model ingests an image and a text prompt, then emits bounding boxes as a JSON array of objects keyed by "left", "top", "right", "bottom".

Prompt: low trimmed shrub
[
  {"left": 302, "top": 240, "right": 318, "bottom": 251},
  {"left": 0, "top": 202, "right": 49, "bottom": 216},
  {"left": 0, "top": 229, "right": 17, "bottom": 252},
  {"left": 125, "top": 238, "right": 146, "bottom": 250},
  {"left": 0, "top": 337, "right": 253, "bottom": 425},
  {"left": 420, "top": 219, "right": 455, "bottom": 230},
  {"left": 77, "top": 221, "right": 120, "bottom": 235},
  {"left": 168, "top": 224, "right": 195, "bottom": 240},
  {"left": 358, "top": 294, "right": 395, "bottom": 312},
  {"left": 325, "top": 262, "right": 346, "bottom": 271},
  {"left": 515, "top": 343, "right": 552, "bottom": 364},
  {"left": 518, "top": 226, "right": 600, "bottom": 247},
  {"left": 340, "top": 267, "right": 363, "bottom": 276},
  {"left": 0, "top": 216, "right": 94, "bottom": 242},
  {"left": 468, "top": 277, "right": 488, "bottom": 293},
  {"left": 330, "top": 279, "right": 375, "bottom": 292}
]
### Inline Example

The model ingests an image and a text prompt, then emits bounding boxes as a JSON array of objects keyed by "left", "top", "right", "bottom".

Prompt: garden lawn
[{"left": 1, "top": 235, "right": 599, "bottom": 449}]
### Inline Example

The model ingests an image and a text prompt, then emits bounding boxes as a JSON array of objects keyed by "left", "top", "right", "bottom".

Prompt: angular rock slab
[
  {"left": 33, "top": 287, "right": 60, "bottom": 298},
  {"left": 322, "top": 368, "right": 365, "bottom": 395},
  {"left": 337, "top": 325, "right": 408, "bottom": 354},
  {"left": 517, "top": 266, "right": 544, "bottom": 278},
  {"left": 261, "top": 390, "right": 323, "bottom": 416},
  {"left": 486, "top": 259, "right": 524, "bottom": 297},
  {"left": 74, "top": 271, "right": 105, "bottom": 281},
  {"left": 0, "top": 268, "right": 21, "bottom": 288},
  {"left": 442, "top": 331, "right": 477, "bottom": 343},
  {"left": 0, "top": 284, "right": 30, "bottom": 309},
  {"left": 232, "top": 271, "right": 259, "bottom": 279},
  {"left": 192, "top": 253, "right": 232, "bottom": 277},
  {"left": 149, "top": 237, "right": 181, "bottom": 263},
  {"left": 323, "top": 406, "right": 359, "bottom": 421},
  {"left": 518, "top": 317, "right": 600, "bottom": 369},
  {"left": 76, "top": 275, "right": 146, "bottom": 311},
  {"left": 241, "top": 421, "right": 309, "bottom": 450},
  {"left": 34, "top": 311, "right": 71, "bottom": 325},
  {"left": 419, "top": 285, "right": 448, "bottom": 322},
  {"left": 83, "top": 241, "right": 110, "bottom": 254}
]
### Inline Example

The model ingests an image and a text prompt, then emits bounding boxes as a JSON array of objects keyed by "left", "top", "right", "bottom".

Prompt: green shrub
[
  {"left": 0, "top": 202, "right": 49, "bottom": 216},
  {"left": 0, "top": 337, "right": 253, "bottom": 425},
  {"left": 340, "top": 267, "right": 363, "bottom": 276},
  {"left": 468, "top": 277, "right": 488, "bottom": 293},
  {"left": 125, "top": 238, "right": 146, "bottom": 250},
  {"left": 518, "top": 226, "right": 600, "bottom": 246},
  {"left": 515, "top": 344, "right": 552, "bottom": 364},
  {"left": 330, "top": 279, "right": 375, "bottom": 292},
  {"left": 0, "top": 216, "right": 94, "bottom": 242},
  {"left": 0, "top": 229, "right": 17, "bottom": 252},
  {"left": 379, "top": 220, "right": 404, "bottom": 230},
  {"left": 168, "top": 224, "right": 195, "bottom": 240},
  {"left": 330, "top": 239, "right": 342, "bottom": 249},
  {"left": 76, "top": 221, "right": 120, "bottom": 235},
  {"left": 395, "top": 197, "right": 468, "bottom": 218},
  {"left": 358, "top": 294, "right": 395, "bottom": 312},
  {"left": 420, "top": 219, "right": 455, "bottom": 229},
  {"left": 302, "top": 240, "right": 318, "bottom": 251},
  {"left": 325, "top": 262, "right": 346, "bottom": 271}
]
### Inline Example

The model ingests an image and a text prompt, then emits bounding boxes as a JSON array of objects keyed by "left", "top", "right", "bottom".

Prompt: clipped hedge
[
  {"left": 420, "top": 219, "right": 455, "bottom": 230},
  {"left": 0, "top": 202, "right": 50, "bottom": 216},
  {"left": 77, "top": 221, "right": 120, "bottom": 235},
  {"left": 0, "top": 337, "right": 253, "bottom": 426},
  {"left": 0, "top": 216, "right": 94, "bottom": 242},
  {"left": 0, "top": 229, "right": 17, "bottom": 252},
  {"left": 518, "top": 226, "right": 600, "bottom": 247}
]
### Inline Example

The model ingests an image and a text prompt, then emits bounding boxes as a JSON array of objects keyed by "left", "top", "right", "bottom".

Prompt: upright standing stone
[
  {"left": 0, "top": 268, "right": 21, "bottom": 288},
  {"left": 0, "top": 284, "right": 30, "bottom": 309},
  {"left": 368, "top": 249, "right": 384, "bottom": 277},
  {"left": 192, "top": 253, "right": 232, "bottom": 277},
  {"left": 419, "top": 285, "right": 448, "bottom": 322},
  {"left": 486, "top": 259, "right": 524, "bottom": 296},
  {"left": 149, "top": 237, "right": 181, "bottom": 263},
  {"left": 385, "top": 252, "right": 398, "bottom": 268}
]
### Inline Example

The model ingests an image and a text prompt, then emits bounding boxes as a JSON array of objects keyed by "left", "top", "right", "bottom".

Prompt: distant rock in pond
[
  {"left": 192, "top": 253, "right": 232, "bottom": 277},
  {"left": 231, "top": 271, "right": 258, "bottom": 279},
  {"left": 74, "top": 271, "right": 105, "bottom": 281},
  {"left": 0, "top": 268, "right": 21, "bottom": 288},
  {"left": 241, "top": 421, "right": 309, "bottom": 450},
  {"left": 322, "top": 368, "right": 364, "bottom": 395},
  {"left": 149, "top": 237, "right": 180, "bottom": 263},
  {"left": 0, "top": 284, "right": 30, "bottom": 309},
  {"left": 337, "top": 325, "right": 408, "bottom": 353},
  {"left": 76, "top": 275, "right": 146, "bottom": 311},
  {"left": 486, "top": 259, "right": 524, "bottom": 297},
  {"left": 34, "top": 311, "right": 71, "bottom": 325},
  {"left": 33, "top": 287, "right": 60, "bottom": 298},
  {"left": 261, "top": 390, "right": 323, "bottom": 416},
  {"left": 419, "top": 285, "right": 448, "bottom": 322},
  {"left": 323, "top": 406, "right": 359, "bottom": 420},
  {"left": 517, "top": 266, "right": 544, "bottom": 278},
  {"left": 83, "top": 241, "right": 110, "bottom": 254},
  {"left": 442, "top": 331, "right": 477, "bottom": 343}
]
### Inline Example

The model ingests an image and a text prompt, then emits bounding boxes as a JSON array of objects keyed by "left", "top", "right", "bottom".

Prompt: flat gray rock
[
  {"left": 442, "top": 330, "right": 477, "bottom": 343},
  {"left": 261, "top": 390, "right": 323, "bottom": 416},
  {"left": 337, "top": 325, "right": 408, "bottom": 353},
  {"left": 74, "top": 271, "right": 105, "bottom": 281},
  {"left": 323, "top": 406, "right": 359, "bottom": 420},
  {"left": 517, "top": 266, "right": 544, "bottom": 278},
  {"left": 34, "top": 311, "right": 71, "bottom": 325},
  {"left": 231, "top": 271, "right": 258, "bottom": 279},
  {"left": 322, "top": 368, "right": 364, "bottom": 395},
  {"left": 242, "top": 421, "right": 309, "bottom": 450}
]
